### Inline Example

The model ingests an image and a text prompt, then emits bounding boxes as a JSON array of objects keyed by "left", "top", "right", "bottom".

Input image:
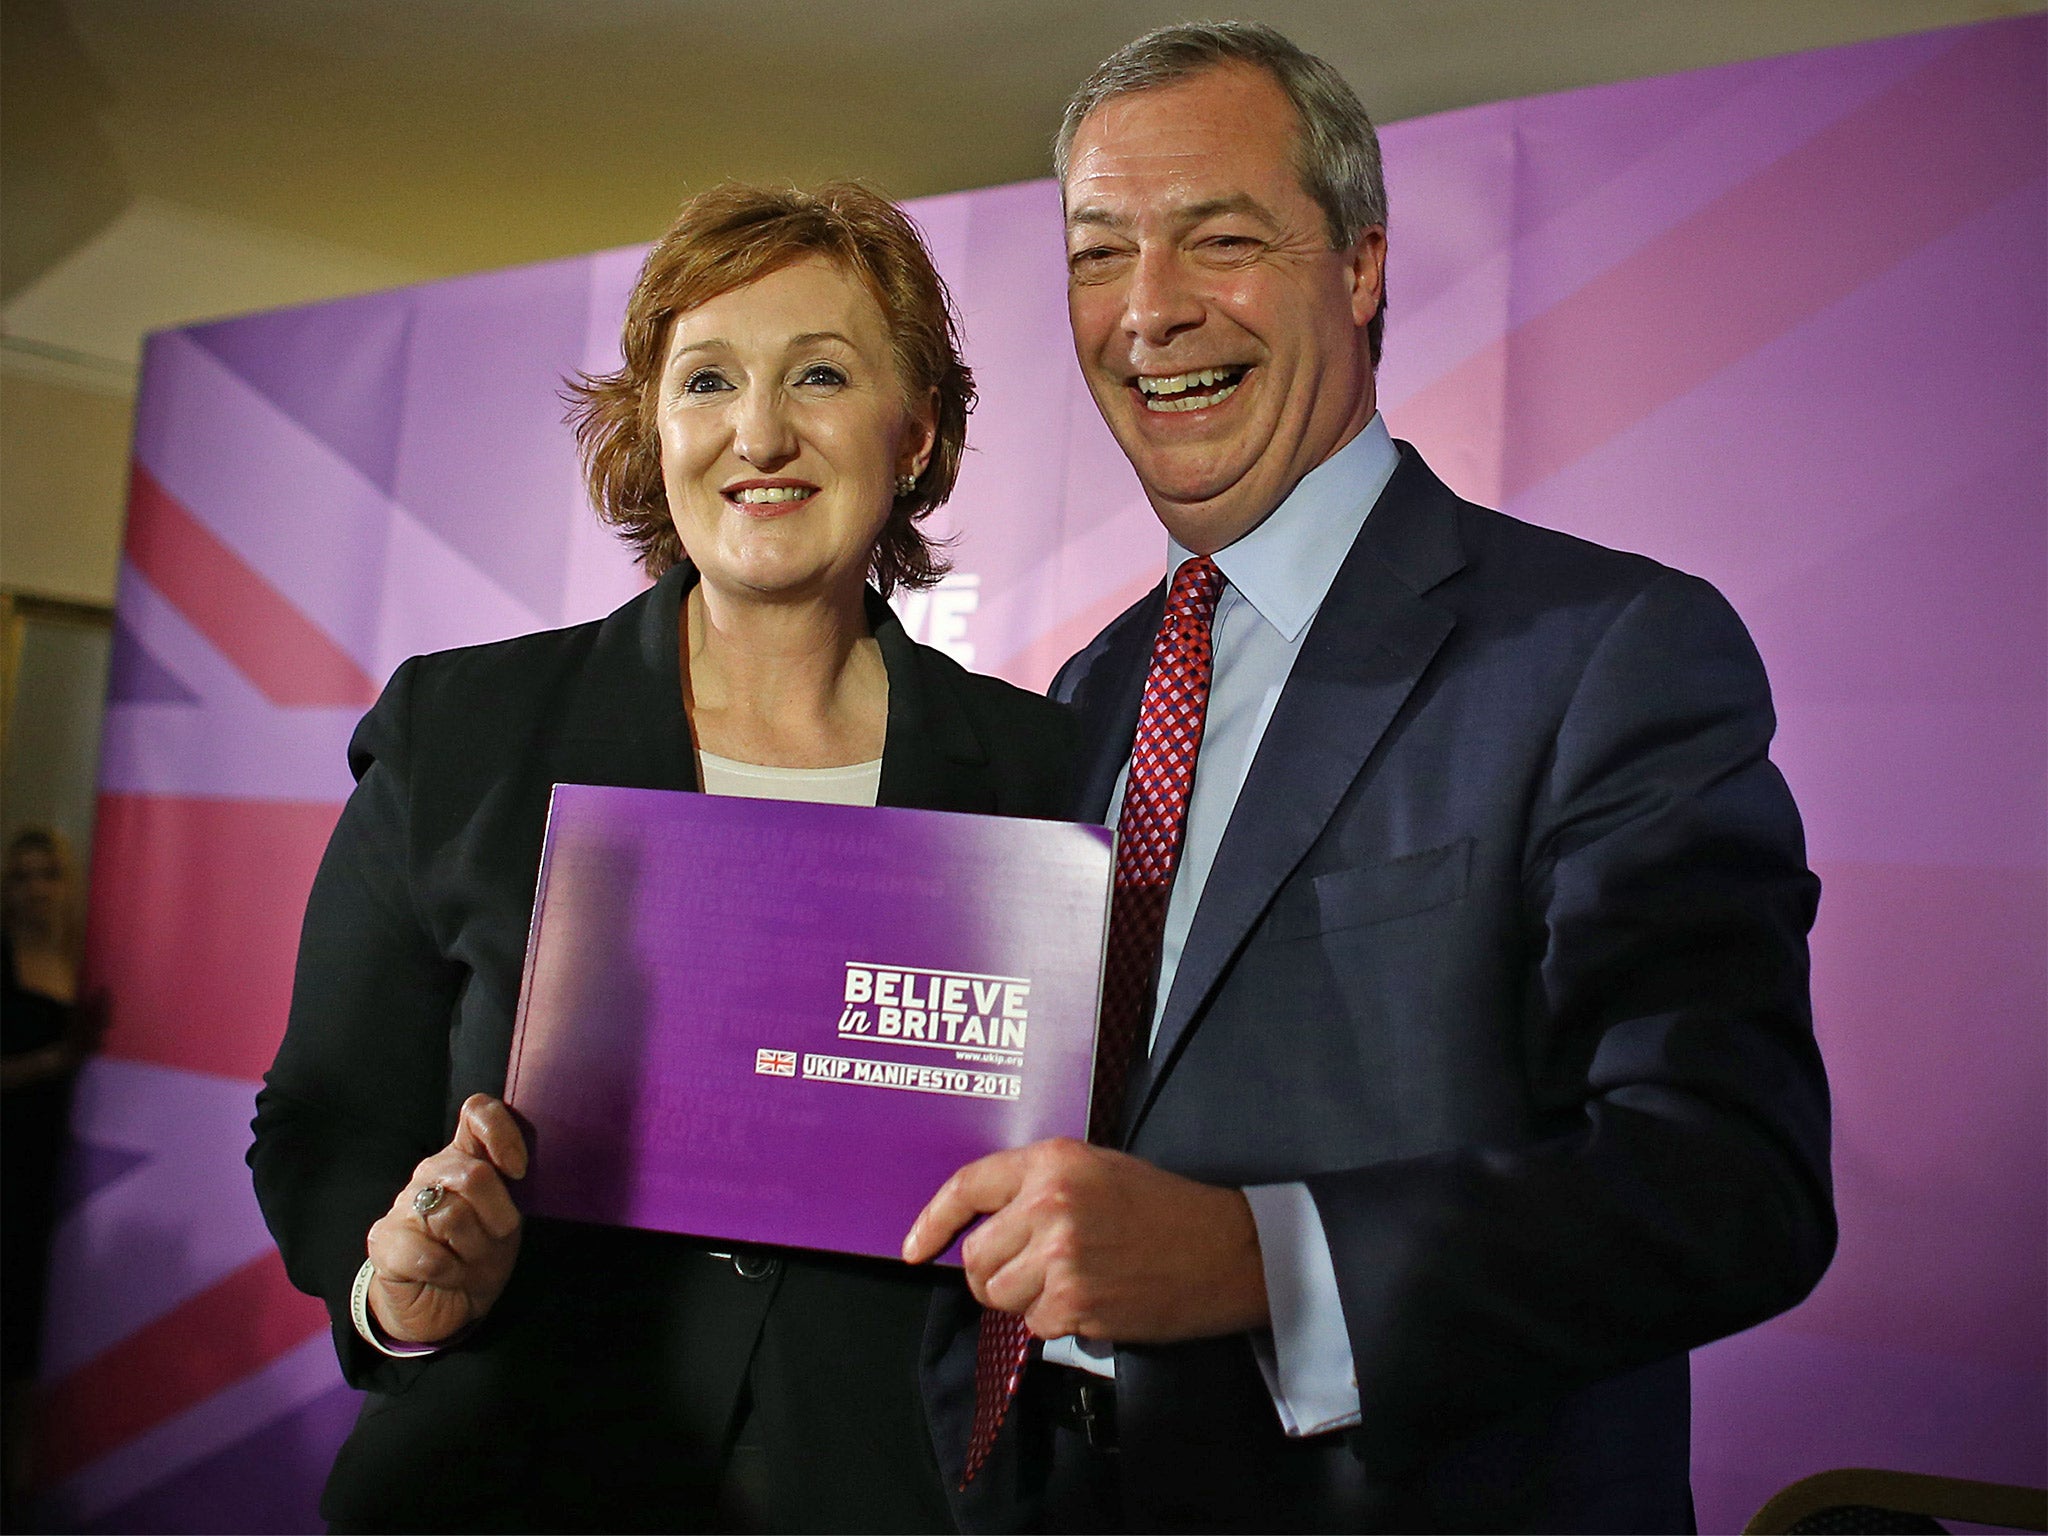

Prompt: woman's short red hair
[{"left": 566, "top": 181, "right": 976, "bottom": 596}]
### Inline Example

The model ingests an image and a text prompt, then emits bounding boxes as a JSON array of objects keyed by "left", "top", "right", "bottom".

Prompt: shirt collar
[{"left": 1167, "top": 413, "right": 1398, "bottom": 644}]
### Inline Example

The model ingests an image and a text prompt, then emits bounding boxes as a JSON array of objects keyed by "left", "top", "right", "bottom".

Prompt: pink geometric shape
[
  {"left": 1398, "top": 22, "right": 2046, "bottom": 504},
  {"left": 85, "top": 792, "right": 342, "bottom": 1083},
  {"left": 39, "top": 1249, "right": 328, "bottom": 1488},
  {"left": 122, "top": 464, "right": 379, "bottom": 709}
]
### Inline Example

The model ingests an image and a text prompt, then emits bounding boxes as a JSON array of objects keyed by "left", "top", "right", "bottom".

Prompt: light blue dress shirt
[{"left": 1043, "top": 414, "right": 1399, "bottom": 1437}]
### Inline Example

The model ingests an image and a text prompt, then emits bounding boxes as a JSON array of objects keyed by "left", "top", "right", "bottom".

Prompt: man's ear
[{"left": 1346, "top": 227, "right": 1387, "bottom": 331}]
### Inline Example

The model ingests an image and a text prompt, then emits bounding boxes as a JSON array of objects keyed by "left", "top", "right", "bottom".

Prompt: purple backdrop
[{"left": 48, "top": 16, "right": 2044, "bottom": 1531}]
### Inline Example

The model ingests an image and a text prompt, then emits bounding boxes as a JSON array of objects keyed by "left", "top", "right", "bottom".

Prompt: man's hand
[
  {"left": 365, "top": 1094, "right": 526, "bottom": 1345},
  {"left": 903, "top": 1138, "right": 1268, "bottom": 1342}
]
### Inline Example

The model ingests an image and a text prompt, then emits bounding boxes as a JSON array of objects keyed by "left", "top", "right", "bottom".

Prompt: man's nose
[
  {"left": 1122, "top": 244, "right": 1204, "bottom": 348},
  {"left": 732, "top": 385, "right": 798, "bottom": 470}
]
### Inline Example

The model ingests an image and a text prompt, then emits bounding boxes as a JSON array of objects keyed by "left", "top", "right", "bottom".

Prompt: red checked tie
[{"left": 962, "top": 555, "right": 1226, "bottom": 1486}]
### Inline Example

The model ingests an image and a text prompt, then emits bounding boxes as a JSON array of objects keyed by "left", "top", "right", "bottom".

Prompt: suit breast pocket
[{"left": 1263, "top": 838, "right": 1474, "bottom": 941}]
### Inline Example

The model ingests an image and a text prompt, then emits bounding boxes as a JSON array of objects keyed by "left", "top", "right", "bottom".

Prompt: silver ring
[{"left": 412, "top": 1183, "right": 445, "bottom": 1216}]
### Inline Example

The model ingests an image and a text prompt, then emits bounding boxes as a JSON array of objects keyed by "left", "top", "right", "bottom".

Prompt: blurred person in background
[
  {"left": 3, "top": 825, "right": 100, "bottom": 1526},
  {"left": 250, "top": 181, "right": 1075, "bottom": 1533}
]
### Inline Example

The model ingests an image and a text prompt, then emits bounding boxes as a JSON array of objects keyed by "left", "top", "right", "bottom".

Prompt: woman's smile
[{"left": 724, "top": 478, "right": 821, "bottom": 512}]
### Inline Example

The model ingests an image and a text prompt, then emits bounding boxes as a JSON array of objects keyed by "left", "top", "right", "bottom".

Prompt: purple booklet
[{"left": 504, "top": 785, "right": 1113, "bottom": 1264}]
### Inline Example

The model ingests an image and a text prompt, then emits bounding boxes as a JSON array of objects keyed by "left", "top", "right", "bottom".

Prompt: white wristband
[{"left": 350, "top": 1258, "right": 445, "bottom": 1359}]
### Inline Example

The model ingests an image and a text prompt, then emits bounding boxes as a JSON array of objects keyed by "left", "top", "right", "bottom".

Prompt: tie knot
[{"left": 1166, "top": 556, "right": 1225, "bottom": 624}]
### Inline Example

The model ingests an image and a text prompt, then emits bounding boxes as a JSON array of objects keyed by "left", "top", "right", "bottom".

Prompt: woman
[
  {"left": 3, "top": 827, "right": 96, "bottom": 1524},
  {"left": 250, "top": 183, "right": 1075, "bottom": 1533}
]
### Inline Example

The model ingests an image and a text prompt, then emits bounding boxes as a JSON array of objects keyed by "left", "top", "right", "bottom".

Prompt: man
[{"left": 906, "top": 22, "right": 1833, "bottom": 1533}]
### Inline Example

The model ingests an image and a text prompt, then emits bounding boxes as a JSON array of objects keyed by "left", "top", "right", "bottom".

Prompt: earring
[{"left": 895, "top": 471, "right": 919, "bottom": 497}]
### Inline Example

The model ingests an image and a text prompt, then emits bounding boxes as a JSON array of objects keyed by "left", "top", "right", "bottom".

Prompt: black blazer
[
  {"left": 924, "top": 446, "right": 1833, "bottom": 1534},
  {"left": 251, "top": 564, "right": 1077, "bottom": 1533}
]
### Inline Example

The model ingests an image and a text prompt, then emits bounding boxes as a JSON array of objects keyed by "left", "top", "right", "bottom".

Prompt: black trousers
[
  {"left": 326, "top": 1241, "right": 953, "bottom": 1534},
  {"left": 717, "top": 1255, "right": 954, "bottom": 1535}
]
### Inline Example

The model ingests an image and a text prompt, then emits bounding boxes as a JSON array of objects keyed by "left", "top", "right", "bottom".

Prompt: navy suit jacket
[{"left": 924, "top": 445, "right": 1833, "bottom": 1533}]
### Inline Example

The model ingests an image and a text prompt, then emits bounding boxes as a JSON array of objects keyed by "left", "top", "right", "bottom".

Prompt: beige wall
[{"left": 0, "top": 371, "right": 130, "bottom": 604}]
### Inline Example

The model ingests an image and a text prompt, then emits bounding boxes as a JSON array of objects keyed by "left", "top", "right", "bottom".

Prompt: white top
[{"left": 696, "top": 749, "right": 883, "bottom": 807}]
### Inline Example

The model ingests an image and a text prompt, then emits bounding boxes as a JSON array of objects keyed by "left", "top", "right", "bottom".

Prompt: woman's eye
[
  {"left": 796, "top": 363, "right": 848, "bottom": 388},
  {"left": 681, "top": 369, "right": 732, "bottom": 396}
]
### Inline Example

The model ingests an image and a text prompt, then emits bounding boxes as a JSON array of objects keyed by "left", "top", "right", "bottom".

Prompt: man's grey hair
[{"left": 1055, "top": 20, "right": 1389, "bottom": 365}]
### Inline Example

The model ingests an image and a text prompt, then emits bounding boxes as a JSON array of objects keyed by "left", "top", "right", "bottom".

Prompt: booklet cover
[{"left": 504, "top": 785, "right": 1114, "bottom": 1264}]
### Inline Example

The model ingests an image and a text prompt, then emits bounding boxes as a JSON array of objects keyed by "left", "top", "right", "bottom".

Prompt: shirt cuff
[
  {"left": 1042, "top": 1332, "right": 1116, "bottom": 1377},
  {"left": 1242, "top": 1181, "right": 1362, "bottom": 1437},
  {"left": 350, "top": 1258, "right": 450, "bottom": 1359}
]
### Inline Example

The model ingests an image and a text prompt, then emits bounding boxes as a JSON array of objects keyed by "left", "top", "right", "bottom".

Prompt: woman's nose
[{"left": 732, "top": 385, "right": 798, "bottom": 470}]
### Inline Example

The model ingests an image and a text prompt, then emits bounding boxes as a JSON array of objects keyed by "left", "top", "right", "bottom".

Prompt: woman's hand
[{"left": 365, "top": 1094, "right": 527, "bottom": 1345}]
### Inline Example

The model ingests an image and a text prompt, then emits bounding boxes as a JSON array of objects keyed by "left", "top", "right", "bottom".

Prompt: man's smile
[{"left": 1133, "top": 365, "right": 1251, "bottom": 413}]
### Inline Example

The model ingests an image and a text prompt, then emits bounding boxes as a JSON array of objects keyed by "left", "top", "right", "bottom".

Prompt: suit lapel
[
  {"left": 1067, "top": 584, "right": 1168, "bottom": 822},
  {"left": 1121, "top": 446, "right": 1467, "bottom": 1143}
]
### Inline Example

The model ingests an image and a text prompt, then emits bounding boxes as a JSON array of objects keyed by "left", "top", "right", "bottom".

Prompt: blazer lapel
[
  {"left": 873, "top": 592, "right": 999, "bottom": 814},
  {"left": 1121, "top": 446, "right": 1467, "bottom": 1143},
  {"left": 547, "top": 573, "right": 994, "bottom": 806},
  {"left": 550, "top": 564, "right": 698, "bottom": 792}
]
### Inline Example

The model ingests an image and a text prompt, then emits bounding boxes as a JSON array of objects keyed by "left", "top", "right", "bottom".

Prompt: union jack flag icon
[{"left": 755, "top": 1049, "right": 798, "bottom": 1077}]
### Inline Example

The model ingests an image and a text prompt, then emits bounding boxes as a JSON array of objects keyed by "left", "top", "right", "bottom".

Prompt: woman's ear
[{"left": 901, "top": 385, "right": 941, "bottom": 482}]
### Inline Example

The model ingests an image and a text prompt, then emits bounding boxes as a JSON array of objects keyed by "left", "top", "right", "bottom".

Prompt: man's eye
[
  {"left": 1069, "top": 246, "right": 1124, "bottom": 274},
  {"left": 796, "top": 363, "right": 848, "bottom": 388},
  {"left": 681, "top": 369, "right": 732, "bottom": 395}
]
